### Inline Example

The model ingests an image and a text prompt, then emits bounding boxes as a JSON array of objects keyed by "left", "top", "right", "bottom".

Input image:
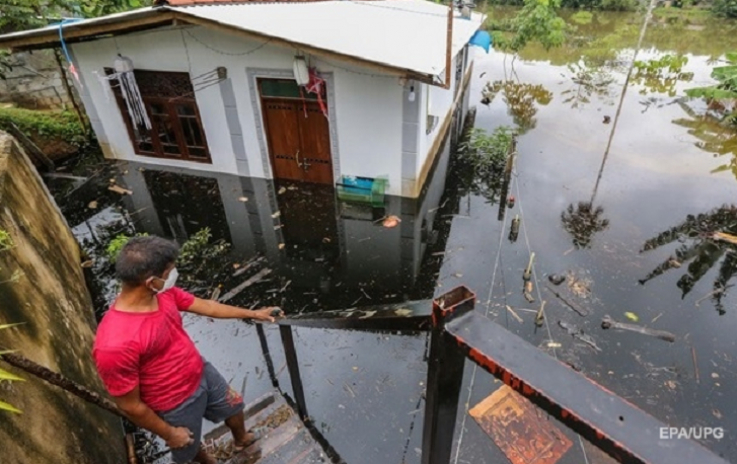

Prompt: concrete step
[{"left": 204, "top": 391, "right": 327, "bottom": 464}]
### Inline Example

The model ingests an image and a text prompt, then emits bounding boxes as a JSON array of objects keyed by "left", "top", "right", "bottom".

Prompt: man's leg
[
  {"left": 201, "top": 362, "right": 251, "bottom": 451},
  {"left": 225, "top": 409, "right": 253, "bottom": 446},
  {"left": 193, "top": 445, "right": 217, "bottom": 464}
]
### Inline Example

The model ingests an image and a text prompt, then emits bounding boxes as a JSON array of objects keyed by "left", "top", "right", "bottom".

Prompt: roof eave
[
  {"left": 0, "top": 8, "right": 176, "bottom": 52},
  {"left": 0, "top": 5, "right": 475, "bottom": 87}
]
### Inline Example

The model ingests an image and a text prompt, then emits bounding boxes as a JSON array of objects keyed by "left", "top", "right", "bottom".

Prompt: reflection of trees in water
[
  {"left": 630, "top": 55, "right": 694, "bottom": 97},
  {"left": 561, "top": 61, "right": 616, "bottom": 109},
  {"left": 481, "top": 80, "right": 553, "bottom": 133},
  {"left": 640, "top": 205, "right": 737, "bottom": 315},
  {"left": 561, "top": 202, "right": 610, "bottom": 249},
  {"left": 673, "top": 100, "right": 737, "bottom": 180},
  {"left": 455, "top": 127, "right": 515, "bottom": 205}
]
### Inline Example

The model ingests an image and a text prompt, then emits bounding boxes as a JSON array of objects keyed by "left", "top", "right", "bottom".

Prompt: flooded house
[{"left": 0, "top": 0, "right": 486, "bottom": 197}]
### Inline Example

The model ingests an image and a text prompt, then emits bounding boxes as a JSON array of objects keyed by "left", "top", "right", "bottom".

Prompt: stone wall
[
  {"left": 0, "top": 50, "right": 76, "bottom": 110},
  {"left": 0, "top": 131, "right": 126, "bottom": 464}
]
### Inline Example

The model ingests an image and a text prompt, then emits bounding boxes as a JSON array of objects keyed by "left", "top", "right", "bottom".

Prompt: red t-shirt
[{"left": 93, "top": 287, "right": 204, "bottom": 412}]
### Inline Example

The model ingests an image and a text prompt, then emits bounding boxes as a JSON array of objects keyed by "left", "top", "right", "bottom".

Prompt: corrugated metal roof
[
  {"left": 179, "top": 1, "right": 483, "bottom": 76},
  {"left": 0, "top": 1, "right": 483, "bottom": 78}
]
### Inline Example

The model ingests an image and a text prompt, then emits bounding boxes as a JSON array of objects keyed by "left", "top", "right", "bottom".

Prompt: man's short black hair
[{"left": 115, "top": 235, "right": 180, "bottom": 285}]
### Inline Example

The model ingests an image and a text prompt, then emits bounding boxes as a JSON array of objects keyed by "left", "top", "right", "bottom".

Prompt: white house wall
[
  {"left": 70, "top": 26, "right": 405, "bottom": 194},
  {"left": 416, "top": 51, "right": 464, "bottom": 177}
]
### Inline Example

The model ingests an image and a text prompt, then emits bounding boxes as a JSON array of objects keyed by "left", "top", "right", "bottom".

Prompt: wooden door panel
[
  {"left": 262, "top": 100, "right": 302, "bottom": 181},
  {"left": 298, "top": 102, "right": 333, "bottom": 185}
]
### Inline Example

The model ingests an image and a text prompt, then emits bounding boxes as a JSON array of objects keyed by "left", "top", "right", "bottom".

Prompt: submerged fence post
[
  {"left": 421, "top": 287, "right": 476, "bottom": 464},
  {"left": 279, "top": 325, "right": 309, "bottom": 422}
]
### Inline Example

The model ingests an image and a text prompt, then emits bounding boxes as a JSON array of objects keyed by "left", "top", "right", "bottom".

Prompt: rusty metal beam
[
  {"left": 421, "top": 286, "right": 476, "bottom": 464},
  {"left": 445, "top": 311, "right": 730, "bottom": 464}
]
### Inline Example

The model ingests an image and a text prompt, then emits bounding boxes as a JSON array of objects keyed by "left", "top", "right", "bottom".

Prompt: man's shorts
[{"left": 158, "top": 361, "right": 245, "bottom": 464}]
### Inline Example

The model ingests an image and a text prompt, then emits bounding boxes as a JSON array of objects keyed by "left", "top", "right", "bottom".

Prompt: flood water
[{"left": 49, "top": 8, "right": 737, "bottom": 464}]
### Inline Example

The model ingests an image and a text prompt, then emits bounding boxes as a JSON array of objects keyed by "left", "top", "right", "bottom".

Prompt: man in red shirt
[{"left": 93, "top": 236, "right": 281, "bottom": 464}]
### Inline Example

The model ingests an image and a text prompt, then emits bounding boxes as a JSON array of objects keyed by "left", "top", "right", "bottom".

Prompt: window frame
[{"left": 106, "top": 69, "right": 212, "bottom": 164}]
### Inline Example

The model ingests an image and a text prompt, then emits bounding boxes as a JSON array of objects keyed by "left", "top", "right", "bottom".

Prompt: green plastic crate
[{"left": 336, "top": 176, "right": 387, "bottom": 207}]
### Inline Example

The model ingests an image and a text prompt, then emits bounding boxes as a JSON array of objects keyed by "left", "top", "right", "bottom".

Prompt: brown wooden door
[
  {"left": 259, "top": 79, "right": 333, "bottom": 185},
  {"left": 298, "top": 101, "right": 333, "bottom": 184},
  {"left": 262, "top": 100, "right": 304, "bottom": 182}
]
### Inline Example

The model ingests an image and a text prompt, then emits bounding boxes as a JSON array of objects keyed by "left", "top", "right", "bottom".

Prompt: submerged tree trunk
[{"left": 0, "top": 353, "right": 123, "bottom": 418}]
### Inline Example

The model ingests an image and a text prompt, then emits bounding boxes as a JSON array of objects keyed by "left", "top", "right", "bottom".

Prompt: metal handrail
[{"left": 256, "top": 287, "right": 731, "bottom": 464}]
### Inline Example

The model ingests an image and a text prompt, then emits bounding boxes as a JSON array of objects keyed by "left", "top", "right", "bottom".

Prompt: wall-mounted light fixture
[{"left": 408, "top": 82, "right": 416, "bottom": 102}]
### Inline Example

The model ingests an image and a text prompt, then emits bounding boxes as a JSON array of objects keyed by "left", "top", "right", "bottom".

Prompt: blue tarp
[{"left": 469, "top": 30, "right": 492, "bottom": 53}]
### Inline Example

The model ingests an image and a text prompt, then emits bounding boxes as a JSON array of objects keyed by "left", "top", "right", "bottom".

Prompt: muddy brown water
[{"left": 49, "top": 8, "right": 737, "bottom": 464}]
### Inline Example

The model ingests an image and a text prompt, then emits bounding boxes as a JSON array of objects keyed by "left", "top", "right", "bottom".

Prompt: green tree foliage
[
  {"left": 493, "top": 0, "right": 567, "bottom": 54},
  {"left": 484, "top": 0, "right": 637, "bottom": 10},
  {"left": 0, "top": 0, "right": 143, "bottom": 33},
  {"left": 712, "top": 0, "right": 737, "bottom": 18}
]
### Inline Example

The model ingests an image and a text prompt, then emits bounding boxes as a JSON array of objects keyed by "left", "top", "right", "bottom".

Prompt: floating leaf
[{"left": 624, "top": 312, "right": 639, "bottom": 322}]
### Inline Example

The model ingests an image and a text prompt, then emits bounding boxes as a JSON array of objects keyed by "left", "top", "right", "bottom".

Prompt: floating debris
[
  {"left": 509, "top": 215, "right": 520, "bottom": 242},
  {"left": 522, "top": 252, "right": 535, "bottom": 282},
  {"left": 545, "top": 285, "right": 589, "bottom": 317},
  {"left": 692, "top": 346, "right": 700, "bottom": 383},
  {"left": 601, "top": 315, "right": 675, "bottom": 343},
  {"left": 237, "top": 196, "right": 248, "bottom": 202},
  {"left": 558, "top": 320, "right": 601, "bottom": 352},
  {"left": 712, "top": 231, "right": 737, "bottom": 246},
  {"left": 108, "top": 184, "right": 132, "bottom": 195},
  {"left": 218, "top": 268, "right": 272, "bottom": 303},
  {"left": 271, "top": 211, "right": 281, "bottom": 219},
  {"left": 278, "top": 186, "right": 286, "bottom": 195},
  {"left": 505, "top": 305, "right": 524, "bottom": 324},
  {"left": 548, "top": 274, "right": 565, "bottom": 286},
  {"left": 535, "top": 301, "right": 546, "bottom": 328},
  {"left": 88, "top": 200, "right": 98, "bottom": 209},
  {"left": 382, "top": 215, "right": 401, "bottom": 228},
  {"left": 624, "top": 311, "right": 639, "bottom": 322}
]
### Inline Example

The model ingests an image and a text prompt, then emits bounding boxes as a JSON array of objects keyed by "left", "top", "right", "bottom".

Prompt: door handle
[{"left": 295, "top": 150, "right": 302, "bottom": 168}]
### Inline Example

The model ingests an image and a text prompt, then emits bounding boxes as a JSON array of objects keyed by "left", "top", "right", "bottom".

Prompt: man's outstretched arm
[
  {"left": 114, "top": 386, "right": 193, "bottom": 449},
  {"left": 185, "top": 298, "right": 281, "bottom": 322}
]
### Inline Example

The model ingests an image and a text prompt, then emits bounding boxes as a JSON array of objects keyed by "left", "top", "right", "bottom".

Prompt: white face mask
[{"left": 152, "top": 268, "right": 178, "bottom": 294}]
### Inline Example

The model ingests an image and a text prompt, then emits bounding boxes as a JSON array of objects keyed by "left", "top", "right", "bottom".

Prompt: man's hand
[
  {"left": 187, "top": 298, "right": 284, "bottom": 321},
  {"left": 250, "top": 307, "right": 284, "bottom": 323},
  {"left": 165, "top": 426, "right": 194, "bottom": 449}
]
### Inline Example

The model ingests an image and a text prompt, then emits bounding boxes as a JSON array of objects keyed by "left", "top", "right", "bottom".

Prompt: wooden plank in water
[{"left": 469, "top": 385, "right": 572, "bottom": 464}]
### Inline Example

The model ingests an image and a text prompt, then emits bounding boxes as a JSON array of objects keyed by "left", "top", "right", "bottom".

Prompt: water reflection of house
[
  {"left": 116, "top": 119, "right": 455, "bottom": 309},
  {"left": 0, "top": 0, "right": 484, "bottom": 198}
]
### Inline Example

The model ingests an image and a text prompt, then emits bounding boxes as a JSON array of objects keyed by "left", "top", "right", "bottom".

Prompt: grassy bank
[{"left": 0, "top": 106, "right": 87, "bottom": 159}]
